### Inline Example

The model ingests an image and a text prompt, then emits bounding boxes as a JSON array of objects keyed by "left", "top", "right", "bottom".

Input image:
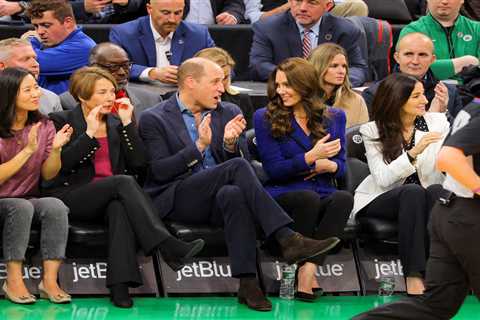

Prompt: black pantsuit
[
  {"left": 61, "top": 175, "right": 171, "bottom": 287},
  {"left": 169, "top": 158, "right": 293, "bottom": 277},
  {"left": 45, "top": 107, "right": 175, "bottom": 288},
  {"left": 275, "top": 190, "right": 352, "bottom": 263},
  {"left": 353, "top": 197, "right": 480, "bottom": 320},
  {"left": 357, "top": 184, "right": 443, "bottom": 276}
]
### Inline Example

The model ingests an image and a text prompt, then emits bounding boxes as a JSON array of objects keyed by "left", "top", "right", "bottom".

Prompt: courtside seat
[
  {"left": 356, "top": 217, "right": 398, "bottom": 242},
  {"left": 66, "top": 221, "right": 108, "bottom": 258},
  {"left": 68, "top": 221, "right": 108, "bottom": 247}
]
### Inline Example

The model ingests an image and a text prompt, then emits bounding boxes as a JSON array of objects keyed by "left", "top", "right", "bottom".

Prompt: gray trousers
[{"left": 0, "top": 198, "right": 69, "bottom": 261}]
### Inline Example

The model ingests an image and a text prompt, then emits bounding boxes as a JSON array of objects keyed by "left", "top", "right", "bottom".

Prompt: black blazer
[
  {"left": 184, "top": 0, "right": 245, "bottom": 23},
  {"left": 138, "top": 95, "right": 250, "bottom": 218},
  {"left": 42, "top": 106, "right": 146, "bottom": 198}
]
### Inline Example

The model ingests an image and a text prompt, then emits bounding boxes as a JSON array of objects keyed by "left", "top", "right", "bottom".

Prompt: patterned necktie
[{"left": 303, "top": 29, "right": 312, "bottom": 58}]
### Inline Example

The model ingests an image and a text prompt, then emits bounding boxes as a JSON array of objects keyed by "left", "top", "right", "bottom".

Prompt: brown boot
[
  {"left": 238, "top": 278, "right": 272, "bottom": 312},
  {"left": 279, "top": 232, "right": 340, "bottom": 265}
]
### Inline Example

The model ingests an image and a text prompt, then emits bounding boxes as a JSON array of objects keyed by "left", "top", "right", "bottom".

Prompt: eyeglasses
[{"left": 94, "top": 62, "right": 133, "bottom": 72}]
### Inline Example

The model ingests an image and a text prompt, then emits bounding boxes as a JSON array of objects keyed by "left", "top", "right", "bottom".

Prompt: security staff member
[{"left": 352, "top": 97, "right": 480, "bottom": 320}]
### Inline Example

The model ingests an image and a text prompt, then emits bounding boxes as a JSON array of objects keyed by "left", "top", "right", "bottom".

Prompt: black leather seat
[
  {"left": 66, "top": 221, "right": 108, "bottom": 259},
  {"left": 345, "top": 126, "right": 399, "bottom": 243},
  {"left": 346, "top": 134, "right": 400, "bottom": 294},
  {"left": 345, "top": 124, "right": 367, "bottom": 163}
]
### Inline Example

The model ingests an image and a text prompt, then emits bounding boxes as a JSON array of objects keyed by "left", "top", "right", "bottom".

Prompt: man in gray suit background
[
  {"left": 60, "top": 42, "right": 163, "bottom": 116},
  {"left": 0, "top": 37, "right": 62, "bottom": 115}
]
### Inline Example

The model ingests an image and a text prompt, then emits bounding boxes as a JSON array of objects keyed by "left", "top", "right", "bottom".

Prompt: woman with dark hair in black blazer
[{"left": 42, "top": 67, "right": 204, "bottom": 308}]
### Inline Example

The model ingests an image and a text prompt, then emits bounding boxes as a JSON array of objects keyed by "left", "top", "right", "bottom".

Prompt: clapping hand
[
  {"left": 52, "top": 124, "right": 73, "bottom": 150},
  {"left": 429, "top": 82, "right": 449, "bottom": 113},
  {"left": 24, "top": 123, "right": 41, "bottom": 155},
  {"left": 309, "top": 134, "right": 341, "bottom": 160},
  {"left": 196, "top": 114, "right": 212, "bottom": 152},
  {"left": 409, "top": 132, "right": 443, "bottom": 158},
  {"left": 224, "top": 115, "right": 246, "bottom": 148}
]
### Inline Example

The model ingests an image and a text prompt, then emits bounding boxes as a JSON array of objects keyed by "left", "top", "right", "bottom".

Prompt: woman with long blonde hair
[{"left": 309, "top": 43, "right": 369, "bottom": 128}]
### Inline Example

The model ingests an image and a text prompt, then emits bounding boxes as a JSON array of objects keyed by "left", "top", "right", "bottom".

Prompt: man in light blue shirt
[{"left": 184, "top": 0, "right": 245, "bottom": 24}]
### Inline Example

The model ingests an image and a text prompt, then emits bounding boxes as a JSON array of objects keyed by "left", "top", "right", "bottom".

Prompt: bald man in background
[
  {"left": 60, "top": 42, "right": 163, "bottom": 116},
  {"left": 362, "top": 32, "right": 464, "bottom": 118}
]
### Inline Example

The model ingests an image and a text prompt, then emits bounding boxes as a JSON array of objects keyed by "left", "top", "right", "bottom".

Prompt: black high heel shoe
[
  {"left": 293, "top": 265, "right": 318, "bottom": 302},
  {"left": 110, "top": 283, "right": 133, "bottom": 308}
]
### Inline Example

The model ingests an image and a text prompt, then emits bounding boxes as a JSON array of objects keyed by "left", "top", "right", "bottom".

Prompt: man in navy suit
[
  {"left": 138, "top": 57, "right": 340, "bottom": 312},
  {"left": 249, "top": 0, "right": 368, "bottom": 86},
  {"left": 109, "top": 0, "right": 215, "bottom": 84}
]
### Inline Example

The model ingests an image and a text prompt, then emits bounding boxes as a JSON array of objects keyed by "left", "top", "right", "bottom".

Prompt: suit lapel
[
  {"left": 209, "top": 105, "right": 224, "bottom": 161},
  {"left": 285, "top": 13, "right": 303, "bottom": 57},
  {"left": 139, "top": 17, "right": 157, "bottom": 67},
  {"left": 171, "top": 23, "right": 186, "bottom": 66},
  {"left": 106, "top": 115, "right": 121, "bottom": 171},
  {"left": 70, "top": 106, "right": 88, "bottom": 139},
  {"left": 164, "top": 97, "right": 194, "bottom": 147},
  {"left": 318, "top": 14, "right": 334, "bottom": 45},
  {"left": 290, "top": 119, "right": 312, "bottom": 151}
]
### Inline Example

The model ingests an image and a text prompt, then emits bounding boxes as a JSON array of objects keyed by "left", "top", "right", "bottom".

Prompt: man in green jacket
[{"left": 399, "top": 0, "right": 479, "bottom": 81}]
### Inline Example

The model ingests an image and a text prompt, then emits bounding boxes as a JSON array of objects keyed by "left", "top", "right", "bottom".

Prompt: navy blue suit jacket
[
  {"left": 109, "top": 16, "right": 215, "bottom": 81},
  {"left": 249, "top": 12, "right": 368, "bottom": 86},
  {"left": 138, "top": 95, "right": 249, "bottom": 218},
  {"left": 254, "top": 107, "right": 347, "bottom": 199}
]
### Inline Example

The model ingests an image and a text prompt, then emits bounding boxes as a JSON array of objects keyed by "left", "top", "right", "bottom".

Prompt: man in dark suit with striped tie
[{"left": 249, "top": 0, "right": 367, "bottom": 86}]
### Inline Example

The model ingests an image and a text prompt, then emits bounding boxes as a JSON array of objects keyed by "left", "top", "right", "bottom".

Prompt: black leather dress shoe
[
  {"left": 278, "top": 232, "right": 341, "bottom": 265},
  {"left": 238, "top": 278, "right": 272, "bottom": 312},
  {"left": 295, "top": 291, "right": 317, "bottom": 302}
]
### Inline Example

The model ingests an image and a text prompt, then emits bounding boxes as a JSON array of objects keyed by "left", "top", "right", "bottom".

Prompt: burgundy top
[
  {"left": 93, "top": 137, "right": 113, "bottom": 181},
  {"left": 0, "top": 118, "right": 55, "bottom": 198}
]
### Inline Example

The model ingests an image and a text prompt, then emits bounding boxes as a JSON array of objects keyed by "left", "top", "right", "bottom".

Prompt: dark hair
[
  {"left": 266, "top": 57, "right": 327, "bottom": 143},
  {"left": 0, "top": 68, "right": 42, "bottom": 138},
  {"left": 27, "top": 0, "right": 74, "bottom": 23},
  {"left": 371, "top": 73, "right": 420, "bottom": 163}
]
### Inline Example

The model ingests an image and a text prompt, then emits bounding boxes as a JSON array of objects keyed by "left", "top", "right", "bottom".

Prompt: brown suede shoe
[
  {"left": 238, "top": 278, "right": 272, "bottom": 312},
  {"left": 279, "top": 233, "right": 341, "bottom": 265}
]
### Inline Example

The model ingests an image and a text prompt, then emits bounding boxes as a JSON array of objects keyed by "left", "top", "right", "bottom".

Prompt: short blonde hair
[
  {"left": 194, "top": 47, "right": 235, "bottom": 69},
  {"left": 69, "top": 66, "right": 117, "bottom": 102},
  {"left": 194, "top": 47, "right": 237, "bottom": 94}
]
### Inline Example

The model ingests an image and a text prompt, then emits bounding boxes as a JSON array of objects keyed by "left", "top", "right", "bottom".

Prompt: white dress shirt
[{"left": 139, "top": 17, "right": 174, "bottom": 81}]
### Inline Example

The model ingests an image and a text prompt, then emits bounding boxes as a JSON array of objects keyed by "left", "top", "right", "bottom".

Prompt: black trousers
[
  {"left": 357, "top": 184, "right": 443, "bottom": 276},
  {"left": 353, "top": 197, "right": 480, "bottom": 320},
  {"left": 168, "top": 158, "right": 293, "bottom": 277},
  {"left": 275, "top": 190, "right": 352, "bottom": 264},
  {"left": 61, "top": 175, "right": 171, "bottom": 287}
]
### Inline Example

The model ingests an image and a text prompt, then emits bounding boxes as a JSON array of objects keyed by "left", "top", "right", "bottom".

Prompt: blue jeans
[{"left": 0, "top": 198, "right": 69, "bottom": 261}]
